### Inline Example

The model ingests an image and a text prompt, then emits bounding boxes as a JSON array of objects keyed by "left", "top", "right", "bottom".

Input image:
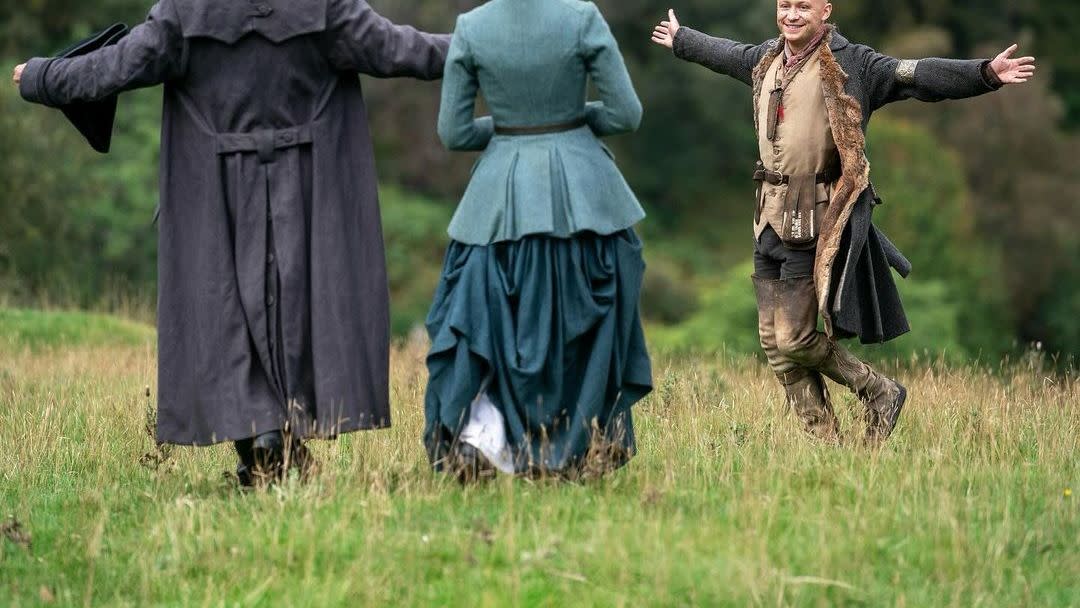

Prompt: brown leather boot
[
  {"left": 814, "top": 343, "right": 907, "bottom": 445},
  {"left": 772, "top": 275, "right": 832, "bottom": 366},
  {"left": 772, "top": 275, "right": 907, "bottom": 445},
  {"left": 753, "top": 276, "right": 783, "bottom": 370},
  {"left": 779, "top": 369, "right": 840, "bottom": 443},
  {"left": 755, "top": 276, "right": 840, "bottom": 442}
]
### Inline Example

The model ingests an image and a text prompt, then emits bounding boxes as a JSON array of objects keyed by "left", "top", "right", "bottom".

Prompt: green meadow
[{"left": 1, "top": 310, "right": 1076, "bottom": 606}]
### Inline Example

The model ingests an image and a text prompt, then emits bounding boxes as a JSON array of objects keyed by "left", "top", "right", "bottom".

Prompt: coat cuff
[
  {"left": 980, "top": 59, "right": 1004, "bottom": 90},
  {"left": 18, "top": 57, "right": 56, "bottom": 105},
  {"left": 672, "top": 27, "right": 701, "bottom": 61}
]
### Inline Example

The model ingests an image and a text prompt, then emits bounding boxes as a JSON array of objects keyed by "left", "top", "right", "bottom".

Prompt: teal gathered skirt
[{"left": 423, "top": 230, "right": 653, "bottom": 475}]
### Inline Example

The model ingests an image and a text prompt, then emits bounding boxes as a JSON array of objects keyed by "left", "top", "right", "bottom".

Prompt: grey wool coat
[
  {"left": 674, "top": 25, "right": 1002, "bottom": 343},
  {"left": 19, "top": 0, "right": 451, "bottom": 445}
]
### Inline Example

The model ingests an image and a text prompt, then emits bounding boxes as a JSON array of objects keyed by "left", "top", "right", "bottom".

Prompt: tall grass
[{"left": 1, "top": 317, "right": 1077, "bottom": 606}]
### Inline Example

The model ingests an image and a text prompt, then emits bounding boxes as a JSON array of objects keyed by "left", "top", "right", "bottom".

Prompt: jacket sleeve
[
  {"left": 581, "top": 2, "right": 642, "bottom": 137},
  {"left": 435, "top": 16, "right": 493, "bottom": 152},
  {"left": 19, "top": 0, "right": 183, "bottom": 106},
  {"left": 861, "top": 46, "right": 1003, "bottom": 112},
  {"left": 672, "top": 27, "right": 773, "bottom": 86},
  {"left": 326, "top": 0, "right": 450, "bottom": 79}
]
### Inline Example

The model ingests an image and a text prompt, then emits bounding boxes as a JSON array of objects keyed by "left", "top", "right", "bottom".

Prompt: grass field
[{"left": 1, "top": 310, "right": 1077, "bottom": 607}]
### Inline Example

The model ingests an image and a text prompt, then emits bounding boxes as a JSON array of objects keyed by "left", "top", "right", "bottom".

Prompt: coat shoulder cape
[{"left": 173, "top": 0, "right": 328, "bottom": 44}]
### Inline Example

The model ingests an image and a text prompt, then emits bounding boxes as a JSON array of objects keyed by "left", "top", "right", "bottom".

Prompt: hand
[
  {"left": 651, "top": 9, "right": 681, "bottom": 50},
  {"left": 990, "top": 44, "right": 1035, "bottom": 84},
  {"left": 13, "top": 63, "right": 25, "bottom": 87}
]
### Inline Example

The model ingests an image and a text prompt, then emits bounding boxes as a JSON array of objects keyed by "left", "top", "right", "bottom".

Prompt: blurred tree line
[{"left": 0, "top": 0, "right": 1077, "bottom": 359}]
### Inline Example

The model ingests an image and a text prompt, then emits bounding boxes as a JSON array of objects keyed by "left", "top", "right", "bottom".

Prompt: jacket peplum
[{"left": 438, "top": 0, "right": 645, "bottom": 245}]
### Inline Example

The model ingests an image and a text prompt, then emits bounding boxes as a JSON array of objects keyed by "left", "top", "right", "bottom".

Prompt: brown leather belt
[
  {"left": 494, "top": 117, "right": 587, "bottom": 136},
  {"left": 753, "top": 162, "right": 842, "bottom": 186}
]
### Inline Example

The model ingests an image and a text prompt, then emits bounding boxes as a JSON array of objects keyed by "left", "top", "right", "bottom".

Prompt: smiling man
[{"left": 652, "top": 2, "right": 1035, "bottom": 444}]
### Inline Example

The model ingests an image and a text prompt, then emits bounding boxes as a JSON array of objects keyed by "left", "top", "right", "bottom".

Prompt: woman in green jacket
[{"left": 424, "top": 0, "right": 653, "bottom": 480}]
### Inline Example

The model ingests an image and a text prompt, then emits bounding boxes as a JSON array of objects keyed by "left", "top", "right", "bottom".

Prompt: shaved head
[{"left": 776, "top": 0, "right": 833, "bottom": 53}]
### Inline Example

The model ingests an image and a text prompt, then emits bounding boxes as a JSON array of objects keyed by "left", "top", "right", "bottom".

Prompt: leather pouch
[{"left": 780, "top": 174, "right": 819, "bottom": 249}]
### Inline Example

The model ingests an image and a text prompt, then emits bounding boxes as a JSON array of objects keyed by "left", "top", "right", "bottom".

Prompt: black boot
[
  {"left": 250, "top": 430, "right": 285, "bottom": 484},
  {"left": 234, "top": 438, "right": 256, "bottom": 488},
  {"left": 449, "top": 442, "right": 495, "bottom": 485}
]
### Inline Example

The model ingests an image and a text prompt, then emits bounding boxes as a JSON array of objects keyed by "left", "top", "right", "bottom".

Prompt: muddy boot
[
  {"left": 753, "top": 276, "right": 784, "bottom": 371},
  {"left": 779, "top": 369, "right": 841, "bottom": 443},
  {"left": 772, "top": 275, "right": 832, "bottom": 366},
  {"left": 814, "top": 344, "right": 907, "bottom": 446},
  {"left": 770, "top": 275, "right": 907, "bottom": 444},
  {"left": 757, "top": 276, "right": 840, "bottom": 441}
]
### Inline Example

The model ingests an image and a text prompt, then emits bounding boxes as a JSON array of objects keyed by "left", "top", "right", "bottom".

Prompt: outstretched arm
[
  {"left": 583, "top": 2, "right": 642, "bottom": 137},
  {"left": 327, "top": 0, "right": 451, "bottom": 79},
  {"left": 15, "top": 0, "right": 183, "bottom": 106},
  {"left": 436, "top": 17, "right": 493, "bottom": 152},
  {"left": 651, "top": 9, "right": 772, "bottom": 86},
  {"left": 864, "top": 43, "right": 1035, "bottom": 112}
]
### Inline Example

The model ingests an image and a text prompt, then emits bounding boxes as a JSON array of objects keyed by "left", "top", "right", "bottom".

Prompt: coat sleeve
[
  {"left": 326, "top": 0, "right": 450, "bottom": 80},
  {"left": 581, "top": 3, "right": 642, "bottom": 137},
  {"left": 19, "top": 0, "right": 183, "bottom": 106},
  {"left": 435, "top": 16, "right": 493, "bottom": 152},
  {"left": 861, "top": 46, "right": 1003, "bottom": 112},
  {"left": 672, "top": 27, "right": 772, "bottom": 86}
]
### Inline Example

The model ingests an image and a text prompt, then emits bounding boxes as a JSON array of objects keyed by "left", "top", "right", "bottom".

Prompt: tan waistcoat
[{"left": 754, "top": 47, "right": 837, "bottom": 240}]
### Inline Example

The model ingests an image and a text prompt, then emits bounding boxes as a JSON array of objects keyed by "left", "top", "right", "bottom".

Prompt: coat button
[
  {"left": 267, "top": 253, "right": 275, "bottom": 265},
  {"left": 267, "top": 295, "right": 276, "bottom": 307},
  {"left": 253, "top": 4, "right": 273, "bottom": 17}
]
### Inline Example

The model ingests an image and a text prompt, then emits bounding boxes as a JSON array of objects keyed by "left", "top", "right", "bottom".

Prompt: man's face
[{"left": 776, "top": 0, "right": 832, "bottom": 48}]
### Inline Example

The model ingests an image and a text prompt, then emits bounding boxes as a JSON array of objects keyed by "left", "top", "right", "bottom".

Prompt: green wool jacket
[{"left": 438, "top": 0, "right": 645, "bottom": 245}]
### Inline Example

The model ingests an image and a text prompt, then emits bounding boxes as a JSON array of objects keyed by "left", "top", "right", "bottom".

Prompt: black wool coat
[
  {"left": 674, "top": 26, "right": 1001, "bottom": 344},
  {"left": 20, "top": 0, "right": 451, "bottom": 445}
]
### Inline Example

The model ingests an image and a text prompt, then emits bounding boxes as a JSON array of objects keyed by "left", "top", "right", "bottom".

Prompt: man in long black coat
[
  {"left": 651, "top": 1, "right": 1035, "bottom": 444},
  {"left": 13, "top": 0, "right": 450, "bottom": 482}
]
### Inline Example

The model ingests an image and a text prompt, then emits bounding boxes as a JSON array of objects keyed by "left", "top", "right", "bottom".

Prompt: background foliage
[{"left": 1, "top": 0, "right": 1077, "bottom": 360}]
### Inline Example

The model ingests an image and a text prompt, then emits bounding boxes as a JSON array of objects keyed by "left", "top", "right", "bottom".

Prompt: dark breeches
[{"left": 752, "top": 226, "right": 816, "bottom": 280}]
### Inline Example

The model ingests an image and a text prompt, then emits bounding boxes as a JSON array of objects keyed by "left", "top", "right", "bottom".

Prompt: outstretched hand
[
  {"left": 13, "top": 63, "right": 25, "bottom": 87},
  {"left": 990, "top": 44, "right": 1035, "bottom": 84},
  {"left": 651, "top": 9, "right": 681, "bottom": 50}
]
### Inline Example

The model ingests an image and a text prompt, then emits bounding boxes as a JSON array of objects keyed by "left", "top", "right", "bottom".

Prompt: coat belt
[
  {"left": 494, "top": 117, "right": 587, "bottom": 136},
  {"left": 216, "top": 125, "right": 313, "bottom": 164}
]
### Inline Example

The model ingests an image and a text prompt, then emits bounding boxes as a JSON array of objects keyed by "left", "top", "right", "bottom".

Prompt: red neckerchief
[{"left": 784, "top": 26, "right": 828, "bottom": 70}]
